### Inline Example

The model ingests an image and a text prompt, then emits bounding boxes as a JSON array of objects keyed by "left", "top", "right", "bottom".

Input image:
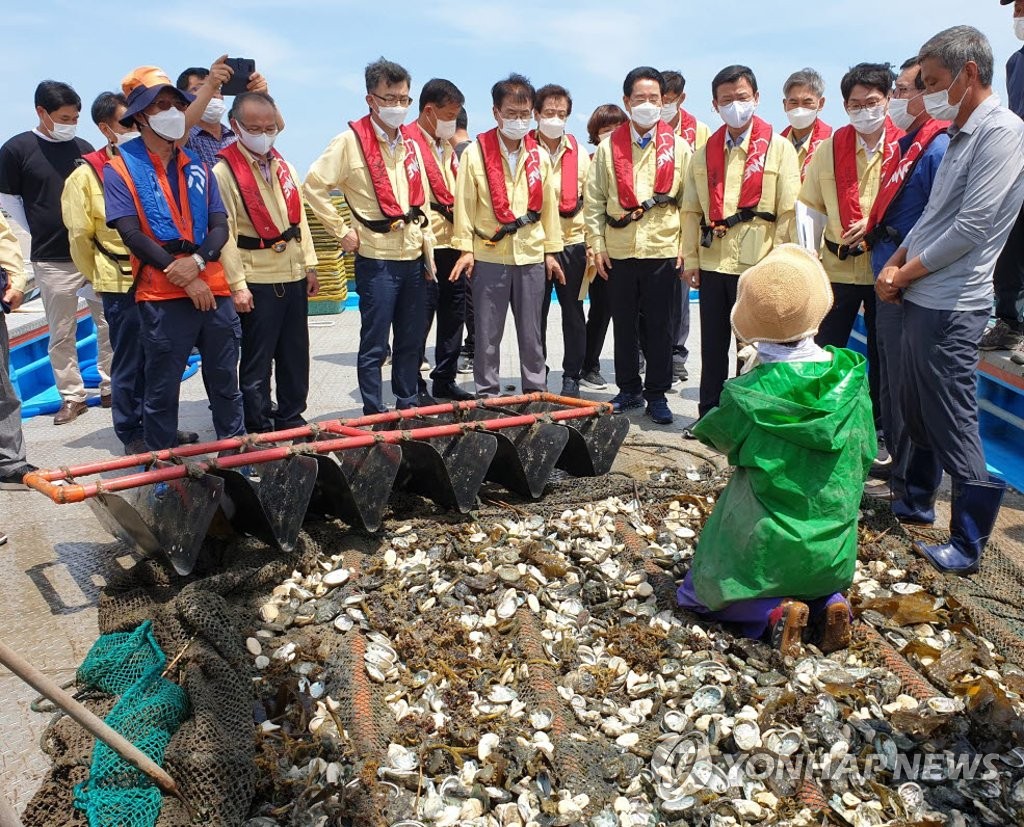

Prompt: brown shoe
[
  {"left": 820, "top": 599, "right": 852, "bottom": 653},
  {"left": 768, "top": 599, "right": 809, "bottom": 658},
  {"left": 53, "top": 400, "right": 88, "bottom": 425},
  {"left": 100, "top": 393, "right": 112, "bottom": 409}
]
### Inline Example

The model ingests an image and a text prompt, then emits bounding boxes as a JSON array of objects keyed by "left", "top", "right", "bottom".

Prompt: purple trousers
[{"left": 676, "top": 571, "right": 848, "bottom": 640}]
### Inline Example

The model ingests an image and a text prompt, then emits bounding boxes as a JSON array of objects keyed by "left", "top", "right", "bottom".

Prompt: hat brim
[{"left": 119, "top": 84, "right": 194, "bottom": 127}]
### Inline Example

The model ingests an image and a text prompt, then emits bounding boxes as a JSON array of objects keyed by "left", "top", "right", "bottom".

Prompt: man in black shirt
[{"left": 0, "top": 80, "right": 113, "bottom": 425}]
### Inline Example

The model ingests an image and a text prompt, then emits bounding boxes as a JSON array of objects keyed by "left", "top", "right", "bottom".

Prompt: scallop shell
[
  {"left": 246, "top": 637, "right": 262, "bottom": 656},
  {"left": 690, "top": 685, "right": 724, "bottom": 712},
  {"left": 732, "top": 719, "right": 761, "bottom": 751},
  {"left": 322, "top": 567, "right": 351, "bottom": 587}
]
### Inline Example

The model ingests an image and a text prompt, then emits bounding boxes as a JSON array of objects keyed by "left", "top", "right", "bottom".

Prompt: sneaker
[
  {"left": 767, "top": 599, "right": 809, "bottom": 658},
  {"left": 561, "top": 377, "right": 581, "bottom": 398},
  {"left": 979, "top": 319, "right": 1023, "bottom": 351},
  {"left": 421, "top": 359, "right": 430, "bottom": 372},
  {"left": 53, "top": 400, "right": 88, "bottom": 425},
  {"left": 645, "top": 397, "right": 673, "bottom": 425},
  {"left": 457, "top": 355, "right": 474, "bottom": 375},
  {"left": 0, "top": 463, "right": 38, "bottom": 490},
  {"left": 579, "top": 369, "right": 608, "bottom": 390},
  {"left": 670, "top": 376, "right": 683, "bottom": 390},
  {"left": 863, "top": 478, "right": 894, "bottom": 500},
  {"left": 1012, "top": 338, "right": 1024, "bottom": 366},
  {"left": 672, "top": 354, "right": 689, "bottom": 381},
  {"left": 609, "top": 392, "right": 644, "bottom": 413},
  {"left": 870, "top": 442, "right": 892, "bottom": 480}
]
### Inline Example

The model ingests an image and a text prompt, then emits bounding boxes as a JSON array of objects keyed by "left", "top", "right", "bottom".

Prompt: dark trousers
[
  {"left": 608, "top": 257, "right": 677, "bottom": 400},
  {"left": 875, "top": 300, "right": 908, "bottom": 492},
  {"left": 900, "top": 301, "right": 989, "bottom": 484},
  {"left": 815, "top": 282, "right": 881, "bottom": 429},
  {"left": 0, "top": 312, "right": 26, "bottom": 474},
  {"left": 583, "top": 274, "right": 612, "bottom": 375},
  {"left": 993, "top": 205, "right": 1024, "bottom": 328},
  {"left": 418, "top": 247, "right": 465, "bottom": 391},
  {"left": 100, "top": 290, "right": 146, "bottom": 447},
  {"left": 541, "top": 242, "right": 588, "bottom": 380},
  {"left": 462, "top": 275, "right": 476, "bottom": 358},
  {"left": 139, "top": 296, "right": 243, "bottom": 451},
  {"left": 239, "top": 280, "right": 309, "bottom": 433},
  {"left": 697, "top": 270, "right": 740, "bottom": 417},
  {"left": 671, "top": 279, "right": 690, "bottom": 362},
  {"left": 354, "top": 254, "right": 426, "bottom": 414}
]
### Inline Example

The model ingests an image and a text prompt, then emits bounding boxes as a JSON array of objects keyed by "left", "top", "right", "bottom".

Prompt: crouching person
[{"left": 676, "top": 245, "right": 875, "bottom": 656}]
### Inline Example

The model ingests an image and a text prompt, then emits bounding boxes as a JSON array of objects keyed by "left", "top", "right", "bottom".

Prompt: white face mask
[
  {"left": 202, "top": 97, "right": 226, "bottom": 124},
  {"left": 499, "top": 117, "right": 531, "bottom": 141},
  {"left": 924, "top": 70, "right": 967, "bottom": 121},
  {"left": 785, "top": 107, "right": 818, "bottom": 131},
  {"left": 660, "top": 101, "right": 680, "bottom": 122},
  {"left": 377, "top": 105, "right": 409, "bottom": 129},
  {"left": 433, "top": 117, "right": 457, "bottom": 141},
  {"left": 116, "top": 131, "right": 140, "bottom": 146},
  {"left": 719, "top": 99, "right": 757, "bottom": 129},
  {"left": 147, "top": 108, "right": 187, "bottom": 141},
  {"left": 1015, "top": 17, "right": 1024, "bottom": 41},
  {"left": 538, "top": 117, "right": 566, "bottom": 140},
  {"left": 238, "top": 126, "right": 275, "bottom": 156},
  {"left": 848, "top": 104, "right": 887, "bottom": 135},
  {"left": 887, "top": 97, "right": 919, "bottom": 131},
  {"left": 629, "top": 101, "right": 661, "bottom": 129},
  {"left": 46, "top": 115, "right": 77, "bottom": 142}
]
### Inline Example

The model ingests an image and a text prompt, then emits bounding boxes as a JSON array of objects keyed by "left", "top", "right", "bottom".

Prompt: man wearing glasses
[
  {"left": 304, "top": 58, "right": 435, "bottom": 414},
  {"left": 104, "top": 69, "right": 247, "bottom": 451},
  {"left": 214, "top": 92, "right": 319, "bottom": 434}
]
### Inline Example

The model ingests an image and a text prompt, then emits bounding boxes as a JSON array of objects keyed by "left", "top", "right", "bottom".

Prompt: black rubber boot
[
  {"left": 913, "top": 478, "right": 1007, "bottom": 575},
  {"left": 892, "top": 444, "right": 942, "bottom": 525}
]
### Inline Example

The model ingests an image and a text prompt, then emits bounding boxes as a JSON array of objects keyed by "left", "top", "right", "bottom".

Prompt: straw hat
[{"left": 730, "top": 244, "right": 834, "bottom": 344}]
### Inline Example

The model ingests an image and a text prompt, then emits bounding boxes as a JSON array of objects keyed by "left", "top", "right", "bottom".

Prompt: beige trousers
[{"left": 31, "top": 260, "right": 112, "bottom": 402}]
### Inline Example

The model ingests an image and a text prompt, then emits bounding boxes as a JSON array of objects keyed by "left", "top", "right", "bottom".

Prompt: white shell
[
  {"left": 246, "top": 637, "right": 262, "bottom": 656},
  {"left": 323, "top": 567, "right": 350, "bottom": 587}
]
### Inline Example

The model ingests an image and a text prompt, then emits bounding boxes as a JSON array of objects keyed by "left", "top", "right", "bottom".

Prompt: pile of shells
[{"left": 243, "top": 486, "right": 1024, "bottom": 827}]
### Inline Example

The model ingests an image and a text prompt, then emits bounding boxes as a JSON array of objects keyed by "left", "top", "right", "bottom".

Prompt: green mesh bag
[{"left": 73, "top": 621, "right": 189, "bottom": 827}]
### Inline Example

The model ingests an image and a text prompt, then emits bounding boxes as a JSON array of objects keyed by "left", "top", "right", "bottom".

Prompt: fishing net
[{"left": 72, "top": 621, "right": 188, "bottom": 827}]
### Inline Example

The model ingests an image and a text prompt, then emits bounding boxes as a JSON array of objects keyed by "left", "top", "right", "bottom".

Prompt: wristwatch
[{"left": 191, "top": 253, "right": 207, "bottom": 272}]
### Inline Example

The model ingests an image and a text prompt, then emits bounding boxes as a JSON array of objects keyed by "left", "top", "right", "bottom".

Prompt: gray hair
[
  {"left": 783, "top": 68, "right": 825, "bottom": 98},
  {"left": 919, "top": 25, "right": 994, "bottom": 87}
]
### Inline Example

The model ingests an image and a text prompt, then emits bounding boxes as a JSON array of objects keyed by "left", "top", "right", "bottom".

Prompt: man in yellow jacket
[
  {"left": 304, "top": 58, "right": 435, "bottom": 414},
  {"left": 0, "top": 210, "right": 37, "bottom": 500},
  {"left": 585, "top": 66, "right": 691, "bottom": 425},
  {"left": 451, "top": 73, "right": 564, "bottom": 398},
  {"left": 215, "top": 92, "right": 319, "bottom": 434},
  {"left": 681, "top": 64, "right": 800, "bottom": 432}
]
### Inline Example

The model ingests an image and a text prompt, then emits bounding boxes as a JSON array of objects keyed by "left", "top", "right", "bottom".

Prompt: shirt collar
[
  {"left": 498, "top": 134, "right": 523, "bottom": 167},
  {"left": 538, "top": 130, "right": 569, "bottom": 161},
  {"left": 726, "top": 125, "right": 752, "bottom": 150},
  {"left": 857, "top": 132, "right": 884, "bottom": 159},
  {"left": 629, "top": 121, "right": 655, "bottom": 147},
  {"left": 371, "top": 116, "right": 402, "bottom": 152},
  {"left": 950, "top": 93, "right": 1001, "bottom": 138},
  {"left": 32, "top": 128, "right": 59, "bottom": 143}
]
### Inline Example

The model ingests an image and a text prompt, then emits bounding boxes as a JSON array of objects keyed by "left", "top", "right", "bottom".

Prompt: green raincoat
[{"left": 691, "top": 347, "right": 875, "bottom": 611}]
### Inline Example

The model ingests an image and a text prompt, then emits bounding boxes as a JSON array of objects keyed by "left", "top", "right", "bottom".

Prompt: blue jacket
[{"left": 1009, "top": 48, "right": 1024, "bottom": 118}]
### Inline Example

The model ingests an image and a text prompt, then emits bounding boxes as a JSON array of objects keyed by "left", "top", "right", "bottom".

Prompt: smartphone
[{"left": 221, "top": 58, "right": 256, "bottom": 96}]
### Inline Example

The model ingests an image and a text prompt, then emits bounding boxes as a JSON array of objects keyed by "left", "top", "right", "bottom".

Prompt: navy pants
[
  {"left": 875, "top": 299, "right": 909, "bottom": 492},
  {"left": 100, "top": 290, "right": 146, "bottom": 447},
  {"left": 355, "top": 255, "right": 426, "bottom": 414},
  {"left": 993, "top": 205, "right": 1024, "bottom": 328},
  {"left": 239, "top": 280, "right": 309, "bottom": 433},
  {"left": 816, "top": 282, "right": 881, "bottom": 428},
  {"left": 608, "top": 257, "right": 677, "bottom": 401},
  {"left": 900, "top": 301, "right": 989, "bottom": 484},
  {"left": 582, "top": 274, "right": 611, "bottom": 375},
  {"left": 671, "top": 279, "right": 690, "bottom": 364},
  {"left": 541, "top": 242, "right": 588, "bottom": 380},
  {"left": 138, "top": 296, "right": 244, "bottom": 450},
  {"left": 418, "top": 247, "right": 465, "bottom": 391}
]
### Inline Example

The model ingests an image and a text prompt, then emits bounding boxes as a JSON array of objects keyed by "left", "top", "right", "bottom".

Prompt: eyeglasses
[
  {"left": 236, "top": 122, "right": 279, "bottom": 136},
  {"left": 846, "top": 99, "right": 886, "bottom": 113},
  {"left": 150, "top": 99, "right": 188, "bottom": 113},
  {"left": 372, "top": 93, "right": 412, "bottom": 107}
]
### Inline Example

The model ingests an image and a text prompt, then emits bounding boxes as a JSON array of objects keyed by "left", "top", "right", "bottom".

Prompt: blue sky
[{"left": 0, "top": 1, "right": 1018, "bottom": 171}]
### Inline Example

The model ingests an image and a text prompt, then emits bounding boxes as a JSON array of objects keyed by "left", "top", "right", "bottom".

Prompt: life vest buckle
[
  {"left": 390, "top": 219, "right": 406, "bottom": 232},
  {"left": 272, "top": 240, "right": 288, "bottom": 253},
  {"left": 712, "top": 224, "right": 728, "bottom": 239},
  {"left": 629, "top": 208, "right": 645, "bottom": 222}
]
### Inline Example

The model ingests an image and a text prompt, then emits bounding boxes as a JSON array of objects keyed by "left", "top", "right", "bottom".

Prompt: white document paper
[{"left": 795, "top": 201, "right": 827, "bottom": 253}]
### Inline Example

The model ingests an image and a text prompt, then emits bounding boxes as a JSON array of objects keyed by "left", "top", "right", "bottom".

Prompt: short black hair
[
  {"left": 662, "top": 71, "right": 686, "bottom": 97},
  {"left": 365, "top": 58, "right": 410, "bottom": 93},
  {"left": 176, "top": 67, "right": 208, "bottom": 91},
  {"left": 840, "top": 63, "right": 895, "bottom": 102},
  {"left": 90, "top": 92, "right": 127, "bottom": 126},
  {"left": 491, "top": 73, "right": 535, "bottom": 109},
  {"left": 35, "top": 81, "right": 81, "bottom": 113},
  {"left": 534, "top": 83, "right": 573, "bottom": 116},
  {"left": 456, "top": 107, "right": 468, "bottom": 130},
  {"left": 418, "top": 78, "right": 464, "bottom": 112},
  {"left": 900, "top": 57, "right": 926, "bottom": 91},
  {"left": 622, "top": 67, "right": 665, "bottom": 98},
  {"left": 229, "top": 91, "right": 277, "bottom": 121},
  {"left": 712, "top": 65, "right": 758, "bottom": 99}
]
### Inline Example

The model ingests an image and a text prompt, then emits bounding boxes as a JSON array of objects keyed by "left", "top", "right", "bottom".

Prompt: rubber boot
[
  {"left": 913, "top": 478, "right": 1007, "bottom": 575},
  {"left": 767, "top": 600, "right": 809, "bottom": 659},
  {"left": 892, "top": 444, "right": 942, "bottom": 525}
]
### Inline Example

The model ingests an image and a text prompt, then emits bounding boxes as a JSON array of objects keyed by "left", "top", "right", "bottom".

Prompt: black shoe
[
  {"left": 433, "top": 382, "right": 475, "bottom": 401},
  {"left": 124, "top": 439, "right": 148, "bottom": 456},
  {"left": 561, "top": 378, "right": 581, "bottom": 398},
  {"left": 416, "top": 392, "right": 438, "bottom": 407},
  {"left": 609, "top": 392, "right": 644, "bottom": 413},
  {"left": 579, "top": 369, "right": 608, "bottom": 390},
  {"left": 0, "top": 463, "right": 38, "bottom": 490},
  {"left": 645, "top": 397, "right": 673, "bottom": 425},
  {"left": 176, "top": 430, "right": 200, "bottom": 445}
]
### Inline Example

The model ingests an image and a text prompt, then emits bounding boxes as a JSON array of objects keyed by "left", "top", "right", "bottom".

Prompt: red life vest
[
  {"left": 106, "top": 151, "right": 229, "bottom": 302},
  {"left": 782, "top": 118, "right": 832, "bottom": 180},
  {"left": 677, "top": 109, "right": 698, "bottom": 150},
  {"left": 349, "top": 115, "right": 425, "bottom": 221},
  {"left": 556, "top": 133, "right": 583, "bottom": 218},
  {"left": 476, "top": 128, "right": 543, "bottom": 240},
  {"left": 217, "top": 142, "right": 302, "bottom": 251},
  {"left": 610, "top": 120, "right": 676, "bottom": 216},
  {"left": 832, "top": 119, "right": 903, "bottom": 234},
  {"left": 402, "top": 123, "right": 457, "bottom": 225},
  {"left": 81, "top": 148, "right": 110, "bottom": 183},
  {"left": 705, "top": 116, "right": 774, "bottom": 228},
  {"left": 866, "top": 119, "right": 949, "bottom": 239}
]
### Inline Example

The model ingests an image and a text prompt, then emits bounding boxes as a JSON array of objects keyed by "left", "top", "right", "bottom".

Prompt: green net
[{"left": 72, "top": 621, "right": 189, "bottom": 827}]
